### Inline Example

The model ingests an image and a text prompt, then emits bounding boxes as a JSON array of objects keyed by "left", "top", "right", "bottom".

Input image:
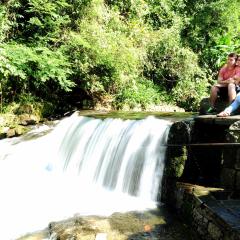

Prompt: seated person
[
  {"left": 207, "top": 52, "right": 239, "bottom": 114},
  {"left": 217, "top": 56, "right": 240, "bottom": 117}
]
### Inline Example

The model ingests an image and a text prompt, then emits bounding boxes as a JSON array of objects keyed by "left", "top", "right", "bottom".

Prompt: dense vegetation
[{"left": 0, "top": 0, "right": 240, "bottom": 116}]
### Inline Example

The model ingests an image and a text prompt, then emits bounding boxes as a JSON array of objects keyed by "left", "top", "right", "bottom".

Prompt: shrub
[
  {"left": 115, "top": 79, "right": 170, "bottom": 110},
  {"left": 0, "top": 43, "right": 74, "bottom": 104}
]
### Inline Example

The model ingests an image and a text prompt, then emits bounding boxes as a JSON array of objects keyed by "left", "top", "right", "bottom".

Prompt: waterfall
[{"left": 0, "top": 112, "right": 171, "bottom": 239}]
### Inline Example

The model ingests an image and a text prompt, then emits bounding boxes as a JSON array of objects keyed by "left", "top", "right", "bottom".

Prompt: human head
[
  {"left": 236, "top": 55, "right": 240, "bottom": 66},
  {"left": 227, "top": 52, "right": 237, "bottom": 66}
]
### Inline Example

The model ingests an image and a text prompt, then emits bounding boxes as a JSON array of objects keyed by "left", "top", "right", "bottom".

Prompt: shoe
[{"left": 206, "top": 106, "right": 217, "bottom": 114}]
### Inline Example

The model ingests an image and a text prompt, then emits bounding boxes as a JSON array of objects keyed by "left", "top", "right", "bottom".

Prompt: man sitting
[{"left": 207, "top": 52, "right": 239, "bottom": 114}]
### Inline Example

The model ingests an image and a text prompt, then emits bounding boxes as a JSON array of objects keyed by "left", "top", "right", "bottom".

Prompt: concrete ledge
[{"left": 195, "top": 115, "right": 240, "bottom": 126}]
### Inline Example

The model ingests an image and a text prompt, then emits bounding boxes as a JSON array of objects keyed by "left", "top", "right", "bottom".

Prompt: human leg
[
  {"left": 206, "top": 85, "right": 221, "bottom": 113},
  {"left": 225, "top": 92, "right": 240, "bottom": 113},
  {"left": 228, "top": 83, "right": 237, "bottom": 103},
  {"left": 217, "top": 92, "right": 240, "bottom": 117},
  {"left": 209, "top": 85, "right": 219, "bottom": 107}
]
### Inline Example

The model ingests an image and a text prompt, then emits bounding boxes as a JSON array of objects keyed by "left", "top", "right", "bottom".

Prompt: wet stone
[
  {"left": 6, "top": 128, "right": 16, "bottom": 138},
  {"left": 220, "top": 168, "right": 236, "bottom": 189},
  {"left": 208, "top": 222, "right": 222, "bottom": 239},
  {"left": 18, "top": 208, "right": 201, "bottom": 240},
  {"left": 236, "top": 172, "right": 240, "bottom": 190}
]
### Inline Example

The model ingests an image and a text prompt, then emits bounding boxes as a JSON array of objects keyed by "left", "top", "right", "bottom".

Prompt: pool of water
[{"left": 1, "top": 111, "right": 199, "bottom": 240}]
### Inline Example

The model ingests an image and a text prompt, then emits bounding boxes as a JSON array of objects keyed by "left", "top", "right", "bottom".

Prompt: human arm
[
  {"left": 217, "top": 67, "right": 231, "bottom": 84},
  {"left": 217, "top": 68, "right": 235, "bottom": 84},
  {"left": 234, "top": 76, "right": 240, "bottom": 85},
  {"left": 233, "top": 67, "right": 240, "bottom": 85},
  {"left": 217, "top": 77, "right": 234, "bottom": 85}
]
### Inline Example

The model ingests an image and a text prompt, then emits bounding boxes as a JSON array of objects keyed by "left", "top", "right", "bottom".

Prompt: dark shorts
[
  {"left": 218, "top": 87, "right": 228, "bottom": 99},
  {"left": 217, "top": 85, "right": 240, "bottom": 99}
]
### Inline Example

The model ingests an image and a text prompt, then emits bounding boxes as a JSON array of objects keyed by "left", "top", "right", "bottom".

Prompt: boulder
[
  {"left": 0, "top": 126, "right": 9, "bottom": 139},
  {"left": 19, "top": 114, "right": 40, "bottom": 125},
  {"left": 6, "top": 128, "right": 16, "bottom": 138},
  {"left": 199, "top": 97, "right": 229, "bottom": 115}
]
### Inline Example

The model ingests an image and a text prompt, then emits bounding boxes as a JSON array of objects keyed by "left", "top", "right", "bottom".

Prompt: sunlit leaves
[
  {"left": 1, "top": 43, "right": 74, "bottom": 93},
  {"left": 1, "top": 0, "right": 237, "bottom": 112}
]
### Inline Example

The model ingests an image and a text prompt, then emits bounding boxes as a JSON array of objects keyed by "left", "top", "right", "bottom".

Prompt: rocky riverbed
[{"left": 17, "top": 207, "right": 200, "bottom": 240}]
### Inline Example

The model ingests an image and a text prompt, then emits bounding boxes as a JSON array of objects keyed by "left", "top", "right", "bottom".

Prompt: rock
[
  {"left": 15, "top": 125, "right": 26, "bottom": 136},
  {"left": 14, "top": 104, "right": 34, "bottom": 114},
  {"left": 199, "top": 97, "right": 229, "bottom": 115},
  {"left": 7, "top": 128, "right": 16, "bottom": 138},
  {"left": 0, "top": 126, "right": 9, "bottom": 139},
  {"left": 208, "top": 222, "right": 222, "bottom": 239},
  {"left": 19, "top": 114, "right": 40, "bottom": 125}
]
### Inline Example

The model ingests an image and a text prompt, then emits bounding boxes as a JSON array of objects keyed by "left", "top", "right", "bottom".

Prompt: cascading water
[{"left": 0, "top": 112, "right": 171, "bottom": 240}]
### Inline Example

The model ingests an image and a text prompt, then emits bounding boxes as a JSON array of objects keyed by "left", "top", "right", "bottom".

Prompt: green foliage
[
  {"left": 145, "top": 0, "right": 176, "bottom": 29},
  {"left": 105, "top": 0, "right": 149, "bottom": 19},
  {"left": 115, "top": 80, "right": 168, "bottom": 110},
  {"left": 0, "top": 5, "right": 10, "bottom": 43},
  {"left": 1, "top": 0, "right": 239, "bottom": 114},
  {"left": 203, "top": 34, "right": 240, "bottom": 75},
  {"left": 180, "top": 0, "right": 240, "bottom": 69},
  {"left": 62, "top": 0, "right": 152, "bottom": 104},
  {"left": 172, "top": 76, "right": 210, "bottom": 111},
  {"left": 145, "top": 18, "right": 209, "bottom": 110},
  {"left": 0, "top": 43, "right": 74, "bottom": 107},
  {"left": 5, "top": 0, "right": 71, "bottom": 45}
]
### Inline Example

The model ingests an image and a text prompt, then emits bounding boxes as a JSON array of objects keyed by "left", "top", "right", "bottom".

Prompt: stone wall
[
  {"left": 163, "top": 116, "right": 240, "bottom": 198},
  {"left": 162, "top": 116, "right": 226, "bottom": 202},
  {"left": 172, "top": 183, "right": 240, "bottom": 240},
  {"left": 161, "top": 119, "right": 193, "bottom": 204},
  {"left": 163, "top": 116, "right": 240, "bottom": 240},
  {"left": 221, "top": 121, "right": 240, "bottom": 194}
]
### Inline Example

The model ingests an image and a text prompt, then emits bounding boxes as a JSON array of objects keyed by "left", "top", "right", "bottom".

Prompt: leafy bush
[
  {"left": 172, "top": 76, "right": 210, "bottom": 111},
  {"left": 0, "top": 43, "right": 74, "bottom": 102},
  {"left": 115, "top": 79, "right": 170, "bottom": 110},
  {"left": 145, "top": 17, "right": 209, "bottom": 111},
  {"left": 1, "top": 0, "right": 238, "bottom": 114},
  {"left": 62, "top": 0, "right": 152, "bottom": 105},
  {"left": 180, "top": 0, "right": 240, "bottom": 68}
]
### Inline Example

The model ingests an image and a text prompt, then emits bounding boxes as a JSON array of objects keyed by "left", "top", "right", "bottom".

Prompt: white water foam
[{"left": 0, "top": 112, "right": 171, "bottom": 239}]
